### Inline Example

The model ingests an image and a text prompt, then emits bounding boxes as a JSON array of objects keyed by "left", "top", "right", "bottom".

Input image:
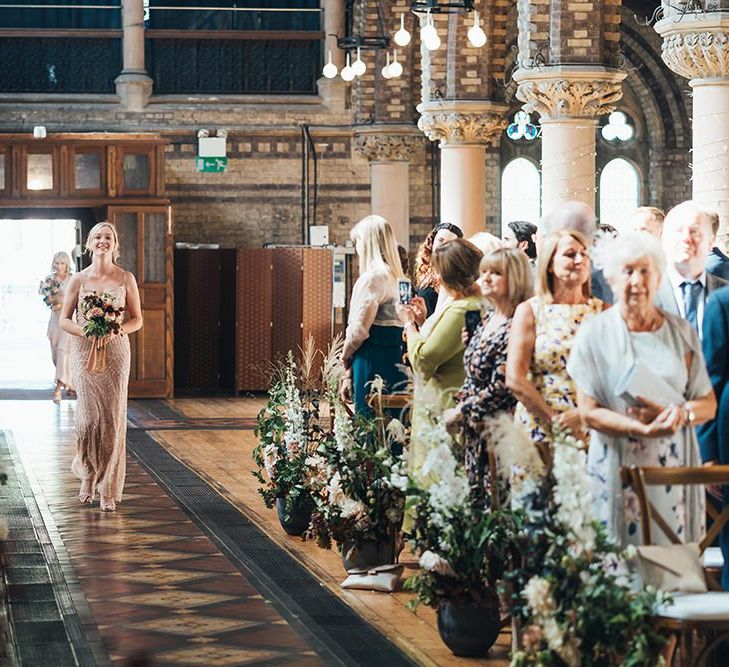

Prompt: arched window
[
  {"left": 501, "top": 158, "right": 541, "bottom": 236},
  {"left": 598, "top": 158, "right": 640, "bottom": 234}
]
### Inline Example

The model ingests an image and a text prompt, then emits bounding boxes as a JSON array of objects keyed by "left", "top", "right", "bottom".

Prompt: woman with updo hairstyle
[
  {"left": 42, "top": 250, "right": 75, "bottom": 403},
  {"left": 398, "top": 238, "right": 483, "bottom": 488},
  {"left": 567, "top": 232, "right": 716, "bottom": 545},
  {"left": 60, "top": 221, "right": 143, "bottom": 512},
  {"left": 506, "top": 229, "right": 605, "bottom": 456}
]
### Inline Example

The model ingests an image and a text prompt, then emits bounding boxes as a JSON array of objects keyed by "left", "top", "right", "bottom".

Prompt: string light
[
  {"left": 341, "top": 52, "right": 355, "bottom": 82},
  {"left": 352, "top": 47, "right": 366, "bottom": 77},
  {"left": 394, "top": 13, "right": 411, "bottom": 47},
  {"left": 381, "top": 51, "right": 393, "bottom": 79},
  {"left": 467, "top": 10, "right": 487, "bottom": 48},
  {"left": 322, "top": 49, "right": 338, "bottom": 79},
  {"left": 389, "top": 49, "right": 403, "bottom": 78},
  {"left": 421, "top": 11, "right": 441, "bottom": 51}
]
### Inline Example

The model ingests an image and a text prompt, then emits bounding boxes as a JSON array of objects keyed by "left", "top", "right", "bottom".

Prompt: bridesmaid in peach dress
[{"left": 59, "top": 222, "right": 143, "bottom": 512}]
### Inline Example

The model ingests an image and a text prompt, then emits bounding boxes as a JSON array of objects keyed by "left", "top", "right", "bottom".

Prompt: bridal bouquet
[
  {"left": 79, "top": 291, "right": 125, "bottom": 372},
  {"left": 39, "top": 275, "right": 61, "bottom": 309}
]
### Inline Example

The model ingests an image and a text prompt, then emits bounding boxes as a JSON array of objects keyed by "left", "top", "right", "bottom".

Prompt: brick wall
[{"left": 0, "top": 1, "right": 699, "bottom": 251}]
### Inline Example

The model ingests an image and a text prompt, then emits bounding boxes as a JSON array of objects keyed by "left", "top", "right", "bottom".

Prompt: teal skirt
[{"left": 351, "top": 324, "right": 407, "bottom": 415}]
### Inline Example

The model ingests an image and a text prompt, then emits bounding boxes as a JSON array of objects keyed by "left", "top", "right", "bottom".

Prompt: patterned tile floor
[{"left": 1, "top": 401, "right": 327, "bottom": 666}]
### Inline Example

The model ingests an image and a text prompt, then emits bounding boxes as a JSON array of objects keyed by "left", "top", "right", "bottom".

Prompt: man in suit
[
  {"left": 654, "top": 201, "right": 729, "bottom": 339},
  {"left": 698, "top": 285, "right": 729, "bottom": 589},
  {"left": 706, "top": 222, "right": 729, "bottom": 281},
  {"left": 537, "top": 200, "right": 613, "bottom": 304}
]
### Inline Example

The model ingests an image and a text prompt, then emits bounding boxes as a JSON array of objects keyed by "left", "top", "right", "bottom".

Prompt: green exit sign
[{"left": 196, "top": 156, "right": 228, "bottom": 173}]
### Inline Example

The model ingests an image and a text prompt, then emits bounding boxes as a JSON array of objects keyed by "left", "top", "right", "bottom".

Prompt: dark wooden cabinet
[
  {"left": 175, "top": 248, "right": 236, "bottom": 394},
  {"left": 236, "top": 247, "right": 333, "bottom": 392}
]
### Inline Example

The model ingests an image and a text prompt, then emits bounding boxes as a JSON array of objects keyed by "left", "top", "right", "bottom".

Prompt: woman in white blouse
[{"left": 341, "top": 215, "right": 406, "bottom": 414}]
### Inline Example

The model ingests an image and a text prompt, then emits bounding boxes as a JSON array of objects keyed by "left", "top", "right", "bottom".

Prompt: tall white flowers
[
  {"left": 282, "top": 363, "right": 305, "bottom": 457},
  {"left": 419, "top": 420, "right": 470, "bottom": 523},
  {"left": 552, "top": 431, "right": 595, "bottom": 553},
  {"left": 333, "top": 404, "right": 355, "bottom": 452}
]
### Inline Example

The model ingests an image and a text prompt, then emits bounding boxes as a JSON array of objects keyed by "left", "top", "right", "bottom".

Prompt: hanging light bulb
[
  {"left": 341, "top": 52, "right": 355, "bottom": 82},
  {"left": 381, "top": 51, "right": 392, "bottom": 79},
  {"left": 421, "top": 12, "right": 440, "bottom": 51},
  {"left": 388, "top": 49, "right": 403, "bottom": 78},
  {"left": 394, "top": 13, "right": 411, "bottom": 47},
  {"left": 322, "top": 49, "right": 338, "bottom": 79},
  {"left": 352, "top": 47, "right": 366, "bottom": 77},
  {"left": 467, "top": 11, "right": 487, "bottom": 48}
]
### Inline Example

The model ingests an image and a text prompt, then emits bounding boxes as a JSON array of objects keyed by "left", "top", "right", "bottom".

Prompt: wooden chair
[
  {"left": 621, "top": 465, "right": 729, "bottom": 666},
  {"left": 367, "top": 391, "right": 413, "bottom": 425}
]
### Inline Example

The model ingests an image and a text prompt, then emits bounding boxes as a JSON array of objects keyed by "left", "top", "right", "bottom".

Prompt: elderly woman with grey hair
[{"left": 567, "top": 232, "right": 716, "bottom": 546}]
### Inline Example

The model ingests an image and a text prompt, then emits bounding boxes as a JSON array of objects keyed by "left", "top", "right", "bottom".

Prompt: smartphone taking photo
[
  {"left": 464, "top": 309, "right": 482, "bottom": 339},
  {"left": 398, "top": 278, "right": 414, "bottom": 305}
]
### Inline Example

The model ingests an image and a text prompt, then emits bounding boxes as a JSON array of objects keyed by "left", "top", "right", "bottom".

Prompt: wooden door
[{"left": 108, "top": 206, "right": 173, "bottom": 397}]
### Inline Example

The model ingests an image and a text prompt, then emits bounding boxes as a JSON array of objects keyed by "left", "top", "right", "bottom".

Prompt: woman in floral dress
[
  {"left": 443, "top": 248, "right": 533, "bottom": 503},
  {"left": 568, "top": 233, "right": 715, "bottom": 545},
  {"left": 507, "top": 230, "right": 606, "bottom": 458}
]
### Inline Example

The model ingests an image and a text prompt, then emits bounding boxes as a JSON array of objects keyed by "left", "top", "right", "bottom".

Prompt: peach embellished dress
[
  {"left": 70, "top": 284, "right": 130, "bottom": 502},
  {"left": 46, "top": 275, "right": 74, "bottom": 390}
]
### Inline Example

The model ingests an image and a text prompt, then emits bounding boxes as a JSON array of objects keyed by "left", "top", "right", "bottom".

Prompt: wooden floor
[{"left": 0, "top": 395, "right": 511, "bottom": 666}]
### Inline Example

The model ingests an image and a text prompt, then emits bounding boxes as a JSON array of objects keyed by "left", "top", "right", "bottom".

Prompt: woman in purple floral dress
[{"left": 444, "top": 248, "right": 534, "bottom": 503}]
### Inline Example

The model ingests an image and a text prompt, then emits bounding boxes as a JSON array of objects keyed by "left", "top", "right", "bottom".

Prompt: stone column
[
  {"left": 657, "top": 12, "right": 729, "bottom": 232},
  {"left": 115, "top": 0, "right": 153, "bottom": 111},
  {"left": 417, "top": 100, "right": 508, "bottom": 238},
  {"left": 354, "top": 126, "right": 420, "bottom": 247},
  {"left": 514, "top": 67, "right": 626, "bottom": 215},
  {"left": 318, "top": 0, "right": 347, "bottom": 112}
]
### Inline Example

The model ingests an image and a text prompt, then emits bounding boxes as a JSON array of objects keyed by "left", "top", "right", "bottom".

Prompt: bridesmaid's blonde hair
[
  {"left": 51, "top": 251, "right": 72, "bottom": 273},
  {"left": 350, "top": 215, "right": 404, "bottom": 282},
  {"left": 85, "top": 221, "right": 121, "bottom": 263}
]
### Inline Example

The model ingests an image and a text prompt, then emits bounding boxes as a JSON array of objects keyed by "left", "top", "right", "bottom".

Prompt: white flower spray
[
  {"left": 282, "top": 360, "right": 305, "bottom": 458},
  {"left": 552, "top": 430, "right": 595, "bottom": 554}
]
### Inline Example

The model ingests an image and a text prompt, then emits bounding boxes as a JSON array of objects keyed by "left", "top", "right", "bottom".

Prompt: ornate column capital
[
  {"left": 655, "top": 13, "right": 729, "bottom": 80},
  {"left": 513, "top": 66, "right": 626, "bottom": 120},
  {"left": 353, "top": 125, "right": 422, "bottom": 162},
  {"left": 416, "top": 100, "right": 509, "bottom": 147}
]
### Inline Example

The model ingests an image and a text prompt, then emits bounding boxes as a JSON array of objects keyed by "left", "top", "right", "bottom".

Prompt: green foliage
[
  {"left": 405, "top": 504, "right": 523, "bottom": 609},
  {"left": 508, "top": 473, "right": 669, "bottom": 666},
  {"left": 305, "top": 410, "right": 406, "bottom": 553},
  {"left": 251, "top": 351, "right": 328, "bottom": 518}
]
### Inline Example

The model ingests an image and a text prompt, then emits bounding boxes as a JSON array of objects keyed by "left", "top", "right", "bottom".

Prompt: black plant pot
[
  {"left": 341, "top": 534, "right": 396, "bottom": 571},
  {"left": 275, "top": 494, "right": 315, "bottom": 536},
  {"left": 437, "top": 598, "right": 501, "bottom": 658}
]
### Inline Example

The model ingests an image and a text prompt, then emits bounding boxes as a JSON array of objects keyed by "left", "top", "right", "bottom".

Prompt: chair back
[
  {"left": 367, "top": 392, "right": 413, "bottom": 424},
  {"left": 621, "top": 465, "right": 729, "bottom": 554}
]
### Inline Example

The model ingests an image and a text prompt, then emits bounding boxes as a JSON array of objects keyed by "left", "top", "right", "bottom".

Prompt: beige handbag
[
  {"left": 340, "top": 564, "right": 404, "bottom": 592},
  {"left": 637, "top": 543, "right": 708, "bottom": 593}
]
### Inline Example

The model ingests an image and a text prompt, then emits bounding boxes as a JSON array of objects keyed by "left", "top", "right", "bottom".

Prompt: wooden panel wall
[{"left": 236, "top": 249, "right": 273, "bottom": 392}]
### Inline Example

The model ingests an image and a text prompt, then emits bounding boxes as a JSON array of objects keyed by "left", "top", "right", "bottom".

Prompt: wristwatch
[{"left": 682, "top": 404, "right": 696, "bottom": 426}]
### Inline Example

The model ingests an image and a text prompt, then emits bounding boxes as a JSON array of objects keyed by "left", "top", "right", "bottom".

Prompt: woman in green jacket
[{"left": 398, "top": 238, "right": 483, "bottom": 485}]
